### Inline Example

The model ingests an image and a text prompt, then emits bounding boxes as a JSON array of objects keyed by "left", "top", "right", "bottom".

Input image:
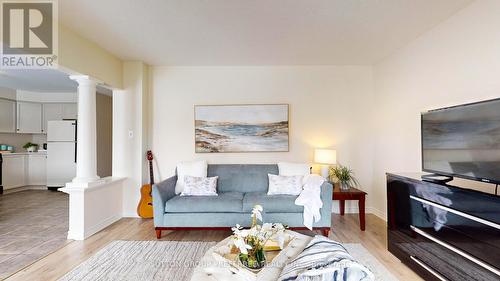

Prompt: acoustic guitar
[{"left": 137, "top": 150, "right": 154, "bottom": 218}]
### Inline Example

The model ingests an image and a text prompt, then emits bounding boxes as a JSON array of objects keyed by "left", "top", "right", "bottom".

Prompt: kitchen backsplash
[
  {"left": 0, "top": 133, "right": 47, "bottom": 152},
  {"left": 32, "top": 134, "right": 47, "bottom": 148}
]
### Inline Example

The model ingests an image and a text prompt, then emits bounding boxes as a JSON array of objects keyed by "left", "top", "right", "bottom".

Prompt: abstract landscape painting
[{"left": 195, "top": 104, "right": 289, "bottom": 153}]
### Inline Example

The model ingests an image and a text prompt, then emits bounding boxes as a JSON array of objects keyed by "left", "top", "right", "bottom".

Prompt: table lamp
[{"left": 314, "top": 149, "right": 337, "bottom": 179}]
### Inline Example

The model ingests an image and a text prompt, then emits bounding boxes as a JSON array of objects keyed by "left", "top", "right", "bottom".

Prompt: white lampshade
[{"left": 314, "top": 149, "right": 337, "bottom": 165}]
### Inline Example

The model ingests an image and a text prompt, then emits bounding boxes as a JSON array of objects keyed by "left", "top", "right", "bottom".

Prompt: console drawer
[
  {"left": 394, "top": 226, "right": 500, "bottom": 281},
  {"left": 387, "top": 174, "right": 500, "bottom": 281},
  {"left": 410, "top": 196, "right": 500, "bottom": 269}
]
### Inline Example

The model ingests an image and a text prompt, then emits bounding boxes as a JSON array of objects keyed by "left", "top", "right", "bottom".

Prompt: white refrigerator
[{"left": 47, "top": 120, "right": 77, "bottom": 188}]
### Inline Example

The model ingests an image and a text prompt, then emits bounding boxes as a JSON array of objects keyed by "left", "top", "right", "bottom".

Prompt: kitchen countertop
[{"left": 0, "top": 151, "right": 47, "bottom": 156}]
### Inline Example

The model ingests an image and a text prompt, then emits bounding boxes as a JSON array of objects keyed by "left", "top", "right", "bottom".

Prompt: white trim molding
[{"left": 331, "top": 204, "right": 387, "bottom": 222}]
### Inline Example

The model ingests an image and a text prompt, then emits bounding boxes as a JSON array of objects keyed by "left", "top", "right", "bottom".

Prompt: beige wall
[
  {"left": 97, "top": 93, "right": 113, "bottom": 177},
  {"left": 372, "top": 0, "right": 500, "bottom": 218},
  {"left": 151, "top": 66, "right": 376, "bottom": 213},
  {"left": 58, "top": 24, "right": 123, "bottom": 88}
]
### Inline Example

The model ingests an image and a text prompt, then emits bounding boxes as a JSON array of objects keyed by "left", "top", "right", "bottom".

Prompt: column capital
[{"left": 69, "top": 75, "right": 101, "bottom": 86}]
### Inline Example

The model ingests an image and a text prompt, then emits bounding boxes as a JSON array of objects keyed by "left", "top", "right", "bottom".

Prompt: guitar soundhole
[{"left": 148, "top": 203, "right": 153, "bottom": 206}]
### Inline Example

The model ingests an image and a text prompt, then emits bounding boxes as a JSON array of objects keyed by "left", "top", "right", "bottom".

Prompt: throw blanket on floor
[
  {"left": 295, "top": 174, "right": 325, "bottom": 230},
  {"left": 279, "top": 236, "right": 375, "bottom": 281}
]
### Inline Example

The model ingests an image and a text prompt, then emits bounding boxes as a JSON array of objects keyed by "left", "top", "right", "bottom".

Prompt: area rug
[
  {"left": 59, "top": 241, "right": 398, "bottom": 281},
  {"left": 58, "top": 240, "right": 217, "bottom": 281},
  {"left": 344, "top": 243, "right": 399, "bottom": 281}
]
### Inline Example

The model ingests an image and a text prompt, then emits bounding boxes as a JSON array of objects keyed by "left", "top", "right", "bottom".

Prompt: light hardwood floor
[{"left": 6, "top": 214, "right": 422, "bottom": 281}]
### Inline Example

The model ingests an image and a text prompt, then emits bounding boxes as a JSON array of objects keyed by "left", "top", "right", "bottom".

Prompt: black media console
[{"left": 387, "top": 173, "right": 500, "bottom": 281}]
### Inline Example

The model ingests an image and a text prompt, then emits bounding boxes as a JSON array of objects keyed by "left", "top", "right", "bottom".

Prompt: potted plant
[
  {"left": 23, "top": 142, "right": 38, "bottom": 153},
  {"left": 329, "top": 165, "right": 359, "bottom": 190},
  {"left": 231, "top": 205, "right": 286, "bottom": 271}
]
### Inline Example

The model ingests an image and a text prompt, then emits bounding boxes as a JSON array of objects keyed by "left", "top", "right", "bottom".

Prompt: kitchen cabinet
[
  {"left": 2, "top": 155, "right": 26, "bottom": 189},
  {"left": 42, "top": 103, "right": 77, "bottom": 133},
  {"left": 1, "top": 153, "right": 47, "bottom": 189},
  {"left": 27, "top": 154, "right": 47, "bottom": 185},
  {"left": 17, "top": 101, "right": 42, "bottom": 134},
  {"left": 0, "top": 99, "right": 16, "bottom": 133},
  {"left": 62, "top": 103, "right": 78, "bottom": 119},
  {"left": 42, "top": 103, "right": 63, "bottom": 133}
]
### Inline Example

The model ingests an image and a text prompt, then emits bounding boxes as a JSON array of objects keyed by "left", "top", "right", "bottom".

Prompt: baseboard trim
[
  {"left": 66, "top": 230, "right": 84, "bottom": 240},
  {"left": 369, "top": 207, "right": 387, "bottom": 221},
  {"left": 122, "top": 211, "right": 140, "bottom": 218},
  {"left": 85, "top": 214, "right": 122, "bottom": 238},
  {"left": 331, "top": 205, "right": 387, "bottom": 221}
]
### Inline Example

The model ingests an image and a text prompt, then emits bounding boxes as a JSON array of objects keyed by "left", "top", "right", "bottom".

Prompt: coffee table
[{"left": 190, "top": 230, "right": 313, "bottom": 281}]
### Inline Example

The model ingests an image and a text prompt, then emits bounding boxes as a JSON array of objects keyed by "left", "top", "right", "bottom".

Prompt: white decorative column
[
  {"left": 61, "top": 75, "right": 105, "bottom": 240},
  {"left": 69, "top": 75, "right": 101, "bottom": 185}
]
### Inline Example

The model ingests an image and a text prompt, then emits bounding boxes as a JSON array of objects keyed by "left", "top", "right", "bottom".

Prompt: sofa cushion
[
  {"left": 208, "top": 164, "right": 278, "bottom": 193},
  {"left": 166, "top": 192, "right": 244, "bottom": 213},
  {"left": 243, "top": 192, "right": 303, "bottom": 213}
]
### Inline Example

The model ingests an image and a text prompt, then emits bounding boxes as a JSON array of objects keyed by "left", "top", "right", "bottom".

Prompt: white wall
[
  {"left": 372, "top": 0, "right": 500, "bottom": 218},
  {"left": 113, "top": 62, "right": 150, "bottom": 217},
  {"left": 151, "top": 66, "right": 375, "bottom": 213},
  {"left": 63, "top": 178, "right": 124, "bottom": 240}
]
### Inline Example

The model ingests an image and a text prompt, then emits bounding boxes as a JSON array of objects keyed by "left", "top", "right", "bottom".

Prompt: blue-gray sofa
[{"left": 152, "top": 164, "right": 332, "bottom": 238}]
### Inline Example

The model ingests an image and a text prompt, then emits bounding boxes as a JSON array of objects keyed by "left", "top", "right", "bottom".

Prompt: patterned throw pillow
[
  {"left": 267, "top": 174, "right": 303, "bottom": 196},
  {"left": 180, "top": 176, "right": 218, "bottom": 196}
]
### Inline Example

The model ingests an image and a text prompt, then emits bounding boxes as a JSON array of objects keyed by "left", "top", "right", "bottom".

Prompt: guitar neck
[{"left": 149, "top": 160, "right": 154, "bottom": 185}]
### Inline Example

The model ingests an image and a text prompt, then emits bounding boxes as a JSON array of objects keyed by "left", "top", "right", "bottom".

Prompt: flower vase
[
  {"left": 340, "top": 182, "right": 350, "bottom": 191},
  {"left": 239, "top": 247, "right": 266, "bottom": 271}
]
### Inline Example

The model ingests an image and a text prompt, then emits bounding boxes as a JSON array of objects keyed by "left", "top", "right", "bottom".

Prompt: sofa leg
[
  {"left": 322, "top": 228, "right": 330, "bottom": 237},
  {"left": 155, "top": 229, "right": 162, "bottom": 239}
]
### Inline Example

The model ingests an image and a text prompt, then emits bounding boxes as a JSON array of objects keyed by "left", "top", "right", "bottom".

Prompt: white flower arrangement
[{"left": 231, "top": 205, "right": 287, "bottom": 257}]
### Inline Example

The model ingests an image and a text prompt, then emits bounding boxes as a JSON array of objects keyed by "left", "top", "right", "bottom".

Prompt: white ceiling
[
  {"left": 59, "top": 0, "right": 473, "bottom": 65},
  {"left": 0, "top": 69, "right": 77, "bottom": 92},
  {"left": 0, "top": 70, "right": 112, "bottom": 95}
]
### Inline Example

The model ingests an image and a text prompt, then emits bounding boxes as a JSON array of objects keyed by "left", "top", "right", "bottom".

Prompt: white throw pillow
[
  {"left": 278, "top": 162, "right": 310, "bottom": 176},
  {"left": 267, "top": 174, "right": 303, "bottom": 196},
  {"left": 175, "top": 160, "right": 208, "bottom": 194},
  {"left": 180, "top": 176, "right": 218, "bottom": 196}
]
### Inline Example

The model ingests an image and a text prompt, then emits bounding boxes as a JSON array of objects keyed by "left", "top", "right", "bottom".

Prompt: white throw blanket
[
  {"left": 278, "top": 235, "right": 374, "bottom": 281},
  {"left": 295, "top": 174, "right": 325, "bottom": 230}
]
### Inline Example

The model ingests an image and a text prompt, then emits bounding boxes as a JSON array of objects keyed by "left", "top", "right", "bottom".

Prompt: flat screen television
[{"left": 421, "top": 98, "right": 500, "bottom": 184}]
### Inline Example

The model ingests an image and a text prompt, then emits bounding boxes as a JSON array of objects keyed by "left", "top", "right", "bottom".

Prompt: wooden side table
[{"left": 331, "top": 184, "right": 367, "bottom": 231}]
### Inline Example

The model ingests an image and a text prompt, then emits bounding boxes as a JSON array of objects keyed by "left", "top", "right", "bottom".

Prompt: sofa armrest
[
  {"left": 152, "top": 175, "right": 177, "bottom": 226},
  {"left": 320, "top": 181, "right": 333, "bottom": 226}
]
